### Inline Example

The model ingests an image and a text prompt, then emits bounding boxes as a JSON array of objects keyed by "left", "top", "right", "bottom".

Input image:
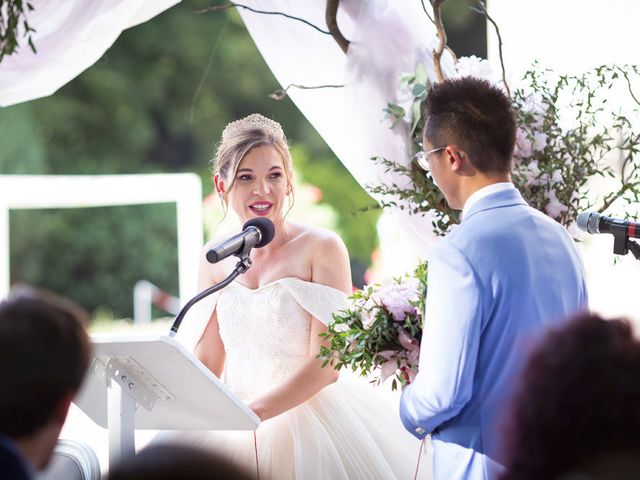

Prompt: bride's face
[{"left": 227, "top": 145, "right": 290, "bottom": 225}]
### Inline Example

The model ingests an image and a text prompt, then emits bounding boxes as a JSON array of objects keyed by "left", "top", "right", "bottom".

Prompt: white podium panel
[{"left": 74, "top": 334, "right": 259, "bottom": 431}]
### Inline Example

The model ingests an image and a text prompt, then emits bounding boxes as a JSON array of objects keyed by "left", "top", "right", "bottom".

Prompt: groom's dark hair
[{"left": 423, "top": 76, "right": 516, "bottom": 174}]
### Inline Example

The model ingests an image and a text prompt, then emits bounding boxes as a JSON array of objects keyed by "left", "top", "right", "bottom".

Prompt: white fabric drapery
[
  {"left": 237, "top": 1, "right": 456, "bottom": 256},
  {"left": 0, "top": 0, "right": 181, "bottom": 107}
]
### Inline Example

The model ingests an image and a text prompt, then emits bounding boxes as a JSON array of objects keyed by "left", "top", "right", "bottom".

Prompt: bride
[{"left": 167, "top": 113, "right": 423, "bottom": 479}]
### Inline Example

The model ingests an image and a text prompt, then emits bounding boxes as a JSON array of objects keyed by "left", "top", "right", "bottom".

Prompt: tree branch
[
  {"left": 471, "top": 1, "right": 510, "bottom": 97},
  {"left": 431, "top": 0, "right": 449, "bottom": 83},
  {"left": 269, "top": 83, "right": 344, "bottom": 100},
  {"left": 420, "top": 0, "right": 434, "bottom": 23},
  {"left": 326, "top": 0, "right": 350, "bottom": 54},
  {"left": 598, "top": 139, "right": 640, "bottom": 213},
  {"left": 618, "top": 66, "right": 640, "bottom": 106},
  {"left": 195, "top": 2, "right": 332, "bottom": 36}
]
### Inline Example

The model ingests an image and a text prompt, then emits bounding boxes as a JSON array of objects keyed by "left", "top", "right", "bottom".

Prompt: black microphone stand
[
  {"left": 168, "top": 244, "right": 254, "bottom": 337},
  {"left": 627, "top": 240, "right": 640, "bottom": 260},
  {"left": 612, "top": 232, "right": 640, "bottom": 261}
]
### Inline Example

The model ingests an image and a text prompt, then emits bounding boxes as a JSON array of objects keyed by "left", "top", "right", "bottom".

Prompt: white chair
[{"left": 37, "top": 439, "right": 100, "bottom": 480}]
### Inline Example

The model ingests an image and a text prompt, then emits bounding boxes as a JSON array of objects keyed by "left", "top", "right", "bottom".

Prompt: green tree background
[{"left": 0, "top": 3, "right": 379, "bottom": 319}]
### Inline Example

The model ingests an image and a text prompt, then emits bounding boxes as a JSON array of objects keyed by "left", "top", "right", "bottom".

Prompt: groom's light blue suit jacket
[{"left": 400, "top": 187, "right": 588, "bottom": 479}]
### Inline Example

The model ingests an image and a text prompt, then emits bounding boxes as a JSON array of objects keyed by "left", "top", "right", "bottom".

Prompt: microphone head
[
  {"left": 243, "top": 217, "right": 275, "bottom": 248},
  {"left": 576, "top": 211, "right": 599, "bottom": 234}
]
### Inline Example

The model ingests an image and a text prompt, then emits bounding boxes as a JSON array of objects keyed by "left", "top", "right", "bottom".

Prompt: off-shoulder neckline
[{"left": 232, "top": 276, "right": 346, "bottom": 295}]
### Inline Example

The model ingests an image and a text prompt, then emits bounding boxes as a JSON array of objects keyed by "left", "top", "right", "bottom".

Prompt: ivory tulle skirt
[{"left": 154, "top": 377, "right": 430, "bottom": 480}]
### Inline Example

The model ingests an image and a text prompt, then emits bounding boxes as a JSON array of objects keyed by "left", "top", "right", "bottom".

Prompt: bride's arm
[
  {"left": 248, "top": 232, "right": 352, "bottom": 421},
  {"left": 195, "top": 309, "right": 225, "bottom": 378},
  {"left": 194, "top": 244, "right": 226, "bottom": 378}
]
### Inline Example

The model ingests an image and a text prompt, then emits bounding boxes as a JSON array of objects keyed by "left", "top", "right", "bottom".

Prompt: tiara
[{"left": 221, "top": 113, "right": 286, "bottom": 142}]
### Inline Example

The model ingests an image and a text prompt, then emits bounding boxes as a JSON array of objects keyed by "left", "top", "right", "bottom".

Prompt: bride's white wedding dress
[{"left": 163, "top": 277, "right": 426, "bottom": 479}]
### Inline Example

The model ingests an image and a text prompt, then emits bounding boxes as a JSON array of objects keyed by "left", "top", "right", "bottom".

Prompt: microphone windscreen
[
  {"left": 243, "top": 217, "right": 276, "bottom": 248},
  {"left": 576, "top": 211, "right": 598, "bottom": 234}
]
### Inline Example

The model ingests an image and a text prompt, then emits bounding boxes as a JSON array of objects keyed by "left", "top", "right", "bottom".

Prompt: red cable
[
  {"left": 413, "top": 437, "right": 426, "bottom": 480},
  {"left": 253, "top": 431, "right": 260, "bottom": 480}
]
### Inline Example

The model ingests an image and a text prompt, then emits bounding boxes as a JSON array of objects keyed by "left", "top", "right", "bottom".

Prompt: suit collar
[{"left": 462, "top": 187, "right": 527, "bottom": 222}]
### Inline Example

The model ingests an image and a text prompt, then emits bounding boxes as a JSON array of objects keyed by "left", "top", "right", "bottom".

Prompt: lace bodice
[{"left": 176, "top": 277, "right": 348, "bottom": 401}]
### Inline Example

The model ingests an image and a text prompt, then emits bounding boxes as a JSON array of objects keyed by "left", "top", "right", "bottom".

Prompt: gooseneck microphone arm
[
  {"left": 168, "top": 254, "right": 252, "bottom": 336},
  {"left": 168, "top": 217, "right": 276, "bottom": 336}
]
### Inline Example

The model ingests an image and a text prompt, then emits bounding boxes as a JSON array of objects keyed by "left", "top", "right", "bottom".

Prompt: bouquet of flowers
[{"left": 318, "top": 262, "right": 427, "bottom": 390}]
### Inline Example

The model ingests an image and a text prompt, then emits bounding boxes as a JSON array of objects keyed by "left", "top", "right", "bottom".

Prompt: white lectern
[{"left": 73, "top": 334, "right": 260, "bottom": 468}]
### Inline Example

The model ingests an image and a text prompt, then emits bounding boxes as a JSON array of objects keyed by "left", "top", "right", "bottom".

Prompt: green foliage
[
  {"left": 371, "top": 62, "right": 640, "bottom": 234},
  {"left": 0, "top": 0, "right": 36, "bottom": 62},
  {"left": 512, "top": 64, "right": 640, "bottom": 225}
]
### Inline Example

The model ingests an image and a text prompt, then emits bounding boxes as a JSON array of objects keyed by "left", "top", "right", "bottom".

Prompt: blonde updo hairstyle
[{"left": 212, "top": 114, "right": 295, "bottom": 221}]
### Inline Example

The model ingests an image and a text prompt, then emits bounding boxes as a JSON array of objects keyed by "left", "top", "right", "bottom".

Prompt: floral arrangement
[
  {"left": 374, "top": 57, "right": 640, "bottom": 235},
  {"left": 319, "top": 263, "right": 427, "bottom": 390}
]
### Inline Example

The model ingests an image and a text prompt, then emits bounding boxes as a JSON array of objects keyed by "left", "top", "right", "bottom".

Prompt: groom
[{"left": 399, "top": 77, "right": 588, "bottom": 479}]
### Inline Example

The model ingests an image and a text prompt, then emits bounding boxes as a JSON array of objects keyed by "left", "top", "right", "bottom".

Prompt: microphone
[
  {"left": 206, "top": 218, "right": 275, "bottom": 264},
  {"left": 576, "top": 212, "right": 640, "bottom": 239}
]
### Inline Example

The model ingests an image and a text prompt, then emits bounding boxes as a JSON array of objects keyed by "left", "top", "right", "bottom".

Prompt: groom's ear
[{"left": 445, "top": 146, "right": 466, "bottom": 173}]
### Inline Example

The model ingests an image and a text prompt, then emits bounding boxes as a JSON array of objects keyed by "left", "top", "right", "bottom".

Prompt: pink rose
[{"left": 377, "top": 279, "right": 420, "bottom": 322}]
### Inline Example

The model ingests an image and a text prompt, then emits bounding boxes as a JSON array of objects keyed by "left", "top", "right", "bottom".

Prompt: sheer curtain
[
  {"left": 0, "top": 0, "right": 180, "bottom": 107},
  {"left": 238, "top": 1, "right": 456, "bottom": 265}
]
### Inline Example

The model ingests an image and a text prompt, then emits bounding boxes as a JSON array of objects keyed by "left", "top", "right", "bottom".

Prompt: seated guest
[
  {"left": 0, "top": 287, "right": 91, "bottom": 479},
  {"left": 107, "top": 444, "right": 252, "bottom": 480},
  {"left": 500, "top": 312, "right": 640, "bottom": 480}
]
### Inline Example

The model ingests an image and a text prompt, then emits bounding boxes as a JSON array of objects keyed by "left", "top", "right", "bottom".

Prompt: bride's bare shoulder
[
  {"left": 287, "top": 224, "right": 350, "bottom": 277},
  {"left": 288, "top": 223, "right": 347, "bottom": 252}
]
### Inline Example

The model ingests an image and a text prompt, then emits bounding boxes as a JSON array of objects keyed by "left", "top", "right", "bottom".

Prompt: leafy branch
[
  {"left": 371, "top": 63, "right": 640, "bottom": 235},
  {"left": 0, "top": 0, "right": 36, "bottom": 63}
]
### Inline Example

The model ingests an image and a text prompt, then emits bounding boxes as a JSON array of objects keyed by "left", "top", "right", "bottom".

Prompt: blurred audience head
[
  {"left": 500, "top": 312, "right": 640, "bottom": 480},
  {"left": 107, "top": 444, "right": 252, "bottom": 480},
  {"left": 0, "top": 286, "right": 91, "bottom": 470}
]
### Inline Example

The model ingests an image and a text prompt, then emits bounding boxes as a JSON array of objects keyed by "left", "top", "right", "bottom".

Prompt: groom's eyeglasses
[{"left": 415, "top": 146, "right": 446, "bottom": 171}]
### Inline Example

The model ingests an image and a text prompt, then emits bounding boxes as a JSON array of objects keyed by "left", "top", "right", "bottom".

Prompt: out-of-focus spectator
[
  {"left": 107, "top": 443, "right": 252, "bottom": 480},
  {"left": 0, "top": 286, "right": 91, "bottom": 479},
  {"left": 500, "top": 312, "right": 640, "bottom": 480}
]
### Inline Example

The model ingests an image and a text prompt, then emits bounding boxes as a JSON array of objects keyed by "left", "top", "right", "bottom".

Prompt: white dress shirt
[{"left": 461, "top": 182, "right": 515, "bottom": 220}]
